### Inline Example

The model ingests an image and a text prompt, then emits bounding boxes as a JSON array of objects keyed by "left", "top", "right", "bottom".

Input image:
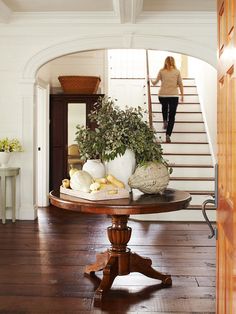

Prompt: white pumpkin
[
  {"left": 70, "top": 170, "right": 93, "bottom": 192},
  {"left": 128, "top": 162, "right": 169, "bottom": 194}
]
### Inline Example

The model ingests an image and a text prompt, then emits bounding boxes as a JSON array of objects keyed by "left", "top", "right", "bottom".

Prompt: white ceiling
[
  {"left": 0, "top": 0, "right": 216, "bottom": 24},
  {"left": 2, "top": 0, "right": 113, "bottom": 12}
]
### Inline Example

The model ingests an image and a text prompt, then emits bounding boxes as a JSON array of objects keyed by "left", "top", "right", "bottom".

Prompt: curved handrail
[{"left": 145, "top": 50, "right": 153, "bottom": 128}]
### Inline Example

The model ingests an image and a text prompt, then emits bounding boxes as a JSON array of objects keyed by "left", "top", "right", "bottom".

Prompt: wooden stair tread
[
  {"left": 151, "top": 84, "right": 196, "bottom": 87},
  {"left": 152, "top": 111, "right": 202, "bottom": 114},
  {"left": 187, "top": 205, "right": 215, "bottom": 210},
  {"left": 187, "top": 190, "right": 214, "bottom": 195},
  {"left": 170, "top": 164, "right": 214, "bottom": 168},
  {"left": 150, "top": 93, "right": 199, "bottom": 96},
  {"left": 162, "top": 142, "right": 209, "bottom": 144},
  {"left": 153, "top": 120, "right": 204, "bottom": 123},
  {"left": 151, "top": 102, "right": 200, "bottom": 105},
  {"left": 170, "top": 177, "right": 215, "bottom": 181},
  {"left": 163, "top": 153, "right": 211, "bottom": 156},
  {"left": 157, "top": 131, "right": 206, "bottom": 134}
]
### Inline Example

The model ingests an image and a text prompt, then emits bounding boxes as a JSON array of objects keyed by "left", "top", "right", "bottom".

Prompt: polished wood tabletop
[
  {"left": 49, "top": 188, "right": 191, "bottom": 215},
  {"left": 49, "top": 188, "right": 191, "bottom": 305}
]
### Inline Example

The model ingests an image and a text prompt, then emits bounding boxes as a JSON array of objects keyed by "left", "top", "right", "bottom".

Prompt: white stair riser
[
  {"left": 153, "top": 112, "right": 203, "bottom": 121},
  {"left": 151, "top": 95, "right": 199, "bottom": 103},
  {"left": 152, "top": 104, "right": 201, "bottom": 112},
  {"left": 163, "top": 155, "right": 213, "bottom": 165},
  {"left": 182, "top": 79, "right": 196, "bottom": 86},
  {"left": 169, "top": 180, "right": 215, "bottom": 190},
  {"left": 151, "top": 86, "right": 197, "bottom": 94},
  {"left": 154, "top": 122, "right": 205, "bottom": 132},
  {"left": 171, "top": 167, "right": 214, "bottom": 177},
  {"left": 189, "top": 194, "right": 215, "bottom": 206},
  {"left": 156, "top": 133, "right": 208, "bottom": 142},
  {"left": 162, "top": 144, "right": 210, "bottom": 154}
]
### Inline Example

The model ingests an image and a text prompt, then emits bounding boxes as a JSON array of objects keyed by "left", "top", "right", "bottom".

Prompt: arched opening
[{"left": 20, "top": 34, "right": 216, "bottom": 219}]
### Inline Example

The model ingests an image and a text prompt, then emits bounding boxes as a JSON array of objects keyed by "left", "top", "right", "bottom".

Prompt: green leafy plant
[
  {"left": 75, "top": 96, "right": 170, "bottom": 170},
  {"left": 0, "top": 137, "right": 23, "bottom": 152},
  {"left": 75, "top": 126, "right": 104, "bottom": 160}
]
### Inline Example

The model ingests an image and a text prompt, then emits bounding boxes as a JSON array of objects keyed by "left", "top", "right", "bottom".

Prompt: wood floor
[{"left": 0, "top": 206, "right": 216, "bottom": 313}]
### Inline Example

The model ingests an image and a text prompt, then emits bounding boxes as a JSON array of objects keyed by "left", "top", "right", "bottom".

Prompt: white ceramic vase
[
  {"left": 105, "top": 149, "right": 136, "bottom": 191},
  {"left": 82, "top": 159, "right": 105, "bottom": 179},
  {"left": 0, "top": 152, "right": 11, "bottom": 168}
]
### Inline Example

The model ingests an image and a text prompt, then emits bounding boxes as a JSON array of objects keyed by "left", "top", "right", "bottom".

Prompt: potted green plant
[
  {"left": 75, "top": 126, "right": 103, "bottom": 161},
  {"left": 0, "top": 137, "right": 23, "bottom": 168},
  {"left": 75, "top": 126, "right": 105, "bottom": 179},
  {"left": 75, "top": 96, "right": 171, "bottom": 192}
]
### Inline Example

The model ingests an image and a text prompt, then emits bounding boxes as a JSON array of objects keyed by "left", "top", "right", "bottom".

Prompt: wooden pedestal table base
[
  {"left": 49, "top": 189, "right": 191, "bottom": 305},
  {"left": 84, "top": 215, "right": 172, "bottom": 303}
]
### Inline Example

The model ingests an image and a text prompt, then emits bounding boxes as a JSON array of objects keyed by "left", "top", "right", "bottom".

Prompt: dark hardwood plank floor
[{"left": 0, "top": 206, "right": 216, "bottom": 313}]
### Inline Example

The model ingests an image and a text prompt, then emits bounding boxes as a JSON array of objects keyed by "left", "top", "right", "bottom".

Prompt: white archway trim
[{"left": 22, "top": 33, "right": 216, "bottom": 80}]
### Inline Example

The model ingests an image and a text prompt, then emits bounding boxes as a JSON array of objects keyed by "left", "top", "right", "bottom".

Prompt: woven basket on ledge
[{"left": 58, "top": 76, "right": 101, "bottom": 94}]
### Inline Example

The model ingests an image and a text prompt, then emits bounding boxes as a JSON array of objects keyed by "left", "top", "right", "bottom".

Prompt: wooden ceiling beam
[{"left": 0, "top": 0, "right": 12, "bottom": 23}]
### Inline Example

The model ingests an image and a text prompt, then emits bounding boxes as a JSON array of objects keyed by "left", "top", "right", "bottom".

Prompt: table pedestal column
[{"left": 84, "top": 214, "right": 172, "bottom": 303}]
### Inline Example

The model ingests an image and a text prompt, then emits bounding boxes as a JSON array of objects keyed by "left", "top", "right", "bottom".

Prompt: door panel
[
  {"left": 49, "top": 94, "right": 103, "bottom": 191},
  {"left": 217, "top": 1, "right": 236, "bottom": 312}
]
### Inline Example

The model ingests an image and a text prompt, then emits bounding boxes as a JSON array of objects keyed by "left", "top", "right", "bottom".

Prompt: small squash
[
  {"left": 70, "top": 170, "right": 94, "bottom": 192},
  {"left": 128, "top": 162, "right": 169, "bottom": 194}
]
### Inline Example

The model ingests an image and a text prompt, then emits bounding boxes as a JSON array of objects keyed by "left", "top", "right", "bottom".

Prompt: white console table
[{"left": 0, "top": 167, "right": 20, "bottom": 224}]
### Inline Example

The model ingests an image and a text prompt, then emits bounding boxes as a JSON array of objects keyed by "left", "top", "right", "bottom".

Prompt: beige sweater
[{"left": 155, "top": 69, "right": 183, "bottom": 96}]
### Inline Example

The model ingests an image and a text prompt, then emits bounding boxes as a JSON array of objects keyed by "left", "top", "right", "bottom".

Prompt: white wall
[
  {"left": 37, "top": 50, "right": 107, "bottom": 94},
  {"left": 0, "top": 17, "right": 216, "bottom": 220},
  {"left": 188, "top": 57, "right": 217, "bottom": 163}
]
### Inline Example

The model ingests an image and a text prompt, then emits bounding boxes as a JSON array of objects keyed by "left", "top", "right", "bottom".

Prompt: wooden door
[
  {"left": 49, "top": 94, "right": 103, "bottom": 191},
  {"left": 217, "top": 1, "right": 236, "bottom": 313}
]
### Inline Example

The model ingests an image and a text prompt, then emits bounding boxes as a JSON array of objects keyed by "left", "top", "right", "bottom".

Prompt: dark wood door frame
[{"left": 49, "top": 94, "right": 104, "bottom": 191}]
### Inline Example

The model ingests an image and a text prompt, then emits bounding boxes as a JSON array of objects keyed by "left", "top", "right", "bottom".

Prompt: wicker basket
[{"left": 58, "top": 76, "right": 101, "bottom": 94}]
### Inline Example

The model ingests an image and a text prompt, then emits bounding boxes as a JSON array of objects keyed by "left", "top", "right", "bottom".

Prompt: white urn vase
[
  {"left": 82, "top": 159, "right": 105, "bottom": 179},
  {"left": 0, "top": 152, "right": 11, "bottom": 168},
  {"left": 105, "top": 149, "right": 136, "bottom": 191}
]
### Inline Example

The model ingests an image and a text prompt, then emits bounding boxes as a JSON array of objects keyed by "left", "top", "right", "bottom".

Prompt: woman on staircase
[{"left": 151, "top": 56, "right": 184, "bottom": 143}]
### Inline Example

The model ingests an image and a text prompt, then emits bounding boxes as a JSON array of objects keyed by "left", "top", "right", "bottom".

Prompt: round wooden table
[{"left": 49, "top": 188, "right": 191, "bottom": 303}]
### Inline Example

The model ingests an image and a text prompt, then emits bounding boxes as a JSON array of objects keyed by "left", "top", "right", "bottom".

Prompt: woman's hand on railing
[{"left": 151, "top": 79, "right": 156, "bottom": 86}]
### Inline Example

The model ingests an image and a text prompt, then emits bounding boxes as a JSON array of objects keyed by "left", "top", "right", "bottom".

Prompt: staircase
[{"left": 151, "top": 78, "right": 216, "bottom": 221}]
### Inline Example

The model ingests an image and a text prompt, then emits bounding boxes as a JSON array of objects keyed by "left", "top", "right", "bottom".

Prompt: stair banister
[{"left": 145, "top": 50, "right": 153, "bottom": 128}]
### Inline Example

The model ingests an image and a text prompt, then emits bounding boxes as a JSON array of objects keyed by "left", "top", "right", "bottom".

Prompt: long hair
[{"left": 162, "top": 56, "right": 177, "bottom": 70}]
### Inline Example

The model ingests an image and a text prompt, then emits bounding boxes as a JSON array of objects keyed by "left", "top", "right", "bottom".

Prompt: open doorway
[{"left": 35, "top": 49, "right": 217, "bottom": 221}]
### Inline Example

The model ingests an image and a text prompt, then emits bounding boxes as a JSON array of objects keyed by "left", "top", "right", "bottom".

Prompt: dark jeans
[{"left": 158, "top": 97, "right": 179, "bottom": 136}]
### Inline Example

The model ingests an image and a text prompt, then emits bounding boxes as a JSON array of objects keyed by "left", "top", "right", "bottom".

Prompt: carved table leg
[
  {"left": 85, "top": 214, "right": 172, "bottom": 304},
  {"left": 94, "top": 255, "right": 118, "bottom": 304},
  {"left": 85, "top": 215, "right": 131, "bottom": 301},
  {"left": 84, "top": 251, "right": 110, "bottom": 274},
  {"left": 130, "top": 252, "right": 172, "bottom": 286}
]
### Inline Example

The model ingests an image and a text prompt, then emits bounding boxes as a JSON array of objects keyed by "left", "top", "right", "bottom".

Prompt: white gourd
[
  {"left": 70, "top": 170, "right": 94, "bottom": 192},
  {"left": 128, "top": 162, "right": 169, "bottom": 194}
]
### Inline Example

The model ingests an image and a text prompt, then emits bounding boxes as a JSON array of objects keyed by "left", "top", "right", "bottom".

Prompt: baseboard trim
[{"left": 18, "top": 204, "right": 38, "bottom": 220}]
